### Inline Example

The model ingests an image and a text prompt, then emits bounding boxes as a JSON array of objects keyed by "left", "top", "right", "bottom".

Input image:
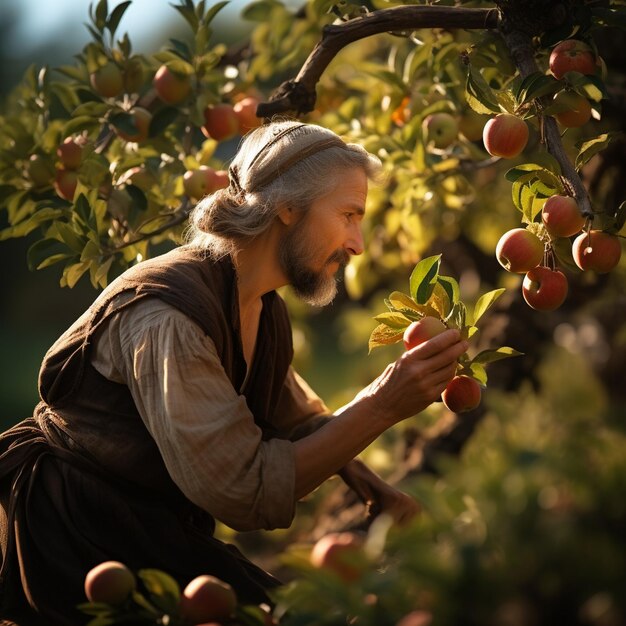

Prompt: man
[{"left": 0, "top": 121, "right": 467, "bottom": 624}]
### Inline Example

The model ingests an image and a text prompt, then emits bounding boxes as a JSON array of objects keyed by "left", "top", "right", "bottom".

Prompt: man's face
[{"left": 279, "top": 167, "right": 368, "bottom": 306}]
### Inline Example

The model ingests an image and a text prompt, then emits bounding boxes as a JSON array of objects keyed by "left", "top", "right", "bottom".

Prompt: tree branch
[
  {"left": 497, "top": 24, "right": 594, "bottom": 219},
  {"left": 257, "top": 5, "right": 500, "bottom": 117}
]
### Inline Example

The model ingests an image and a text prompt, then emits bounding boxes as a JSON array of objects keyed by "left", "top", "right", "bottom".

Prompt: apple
[
  {"left": 549, "top": 39, "right": 596, "bottom": 79},
  {"left": 56, "top": 137, "right": 84, "bottom": 170},
  {"left": 90, "top": 62, "right": 124, "bottom": 98},
  {"left": 115, "top": 107, "right": 152, "bottom": 143},
  {"left": 403, "top": 317, "right": 447, "bottom": 350},
  {"left": 422, "top": 112, "right": 459, "bottom": 150},
  {"left": 442, "top": 375, "right": 481, "bottom": 413},
  {"left": 458, "top": 110, "right": 487, "bottom": 142},
  {"left": 84, "top": 561, "right": 136, "bottom": 605},
  {"left": 396, "top": 611, "right": 433, "bottom": 626},
  {"left": 522, "top": 266, "right": 568, "bottom": 311},
  {"left": 572, "top": 230, "right": 622, "bottom": 273},
  {"left": 233, "top": 96, "right": 263, "bottom": 134},
  {"left": 26, "top": 154, "right": 55, "bottom": 188},
  {"left": 482, "top": 113, "right": 529, "bottom": 158},
  {"left": 183, "top": 166, "right": 223, "bottom": 200},
  {"left": 495, "top": 228, "right": 544, "bottom": 273},
  {"left": 54, "top": 168, "right": 78, "bottom": 201},
  {"left": 213, "top": 170, "right": 229, "bottom": 190},
  {"left": 552, "top": 91, "right": 592, "bottom": 128},
  {"left": 179, "top": 575, "right": 237, "bottom": 624},
  {"left": 310, "top": 532, "right": 367, "bottom": 582},
  {"left": 117, "top": 166, "right": 157, "bottom": 192},
  {"left": 153, "top": 64, "right": 192, "bottom": 105},
  {"left": 541, "top": 195, "right": 585, "bottom": 238},
  {"left": 202, "top": 104, "right": 239, "bottom": 141}
]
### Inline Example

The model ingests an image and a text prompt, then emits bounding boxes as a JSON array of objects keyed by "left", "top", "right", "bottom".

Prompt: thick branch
[
  {"left": 257, "top": 6, "right": 499, "bottom": 117},
  {"left": 498, "top": 27, "right": 594, "bottom": 219}
]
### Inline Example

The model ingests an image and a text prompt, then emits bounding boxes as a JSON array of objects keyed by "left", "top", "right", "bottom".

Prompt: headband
[{"left": 228, "top": 124, "right": 347, "bottom": 197}]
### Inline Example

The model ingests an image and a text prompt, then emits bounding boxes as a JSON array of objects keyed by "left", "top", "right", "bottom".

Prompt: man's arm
[{"left": 292, "top": 329, "right": 467, "bottom": 500}]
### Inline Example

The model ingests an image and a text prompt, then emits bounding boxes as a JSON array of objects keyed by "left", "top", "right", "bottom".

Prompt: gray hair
[{"left": 185, "top": 120, "right": 382, "bottom": 258}]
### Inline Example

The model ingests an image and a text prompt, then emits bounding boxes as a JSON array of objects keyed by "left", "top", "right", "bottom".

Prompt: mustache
[{"left": 326, "top": 249, "right": 350, "bottom": 267}]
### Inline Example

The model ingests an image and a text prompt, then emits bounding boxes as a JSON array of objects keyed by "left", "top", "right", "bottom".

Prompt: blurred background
[{"left": 0, "top": 0, "right": 255, "bottom": 427}]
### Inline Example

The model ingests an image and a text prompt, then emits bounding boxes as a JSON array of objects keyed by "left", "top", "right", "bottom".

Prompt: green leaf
[
  {"left": 106, "top": 0, "right": 131, "bottom": 37},
  {"left": 368, "top": 324, "right": 404, "bottom": 353},
  {"left": 202, "top": 0, "right": 230, "bottom": 26},
  {"left": 27, "top": 238, "right": 73, "bottom": 271},
  {"left": 551, "top": 236, "right": 581, "bottom": 272},
  {"left": 172, "top": 4, "right": 199, "bottom": 31},
  {"left": 575, "top": 132, "right": 622, "bottom": 170},
  {"left": 137, "top": 568, "right": 180, "bottom": 614},
  {"left": 148, "top": 106, "right": 180, "bottom": 137},
  {"left": 472, "top": 346, "right": 524, "bottom": 365},
  {"left": 0, "top": 207, "right": 63, "bottom": 241},
  {"left": 465, "top": 66, "right": 500, "bottom": 114},
  {"left": 469, "top": 362, "right": 488, "bottom": 386},
  {"left": 445, "top": 301, "right": 466, "bottom": 331},
  {"left": 62, "top": 260, "right": 90, "bottom": 288},
  {"left": 373, "top": 312, "right": 412, "bottom": 330},
  {"left": 409, "top": 255, "right": 441, "bottom": 304},
  {"left": 436, "top": 275, "right": 460, "bottom": 307},
  {"left": 472, "top": 288, "right": 506, "bottom": 325},
  {"left": 63, "top": 116, "right": 101, "bottom": 136},
  {"left": 94, "top": 0, "right": 108, "bottom": 30},
  {"left": 241, "top": 0, "right": 281, "bottom": 22},
  {"left": 516, "top": 72, "right": 560, "bottom": 105}
]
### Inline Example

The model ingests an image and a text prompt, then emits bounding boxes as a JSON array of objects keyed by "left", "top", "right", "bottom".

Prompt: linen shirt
[{"left": 90, "top": 296, "right": 331, "bottom": 531}]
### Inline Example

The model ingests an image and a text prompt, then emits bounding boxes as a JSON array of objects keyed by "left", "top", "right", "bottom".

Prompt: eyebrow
[{"left": 345, "top": 204, "right": 365, "bottom": 216}]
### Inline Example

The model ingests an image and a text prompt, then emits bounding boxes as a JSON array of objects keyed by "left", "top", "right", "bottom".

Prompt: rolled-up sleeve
[{"left": 92, "top": 298, "right": 296, "bottom": 532}]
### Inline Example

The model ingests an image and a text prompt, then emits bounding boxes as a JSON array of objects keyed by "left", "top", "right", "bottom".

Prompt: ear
[{"left": 277, "top": 204, "right": 294, "bottom": 226}]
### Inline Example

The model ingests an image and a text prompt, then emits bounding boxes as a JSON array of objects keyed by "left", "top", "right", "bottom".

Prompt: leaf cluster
[{"left": 369, "top": 255, "right": 521, "bottom": 386}]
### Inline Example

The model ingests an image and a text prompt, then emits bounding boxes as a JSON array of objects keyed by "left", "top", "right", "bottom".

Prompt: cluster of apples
[
  {"left": 404, "top": 317, "right": 482, "bottom": 413},
  {"left": 496, "top": 195, "right": 622, "bottom": 311},
  {"left": 482, "top": 38, "right": 600, "bottom": 160},
  {"left": 83, "top": 560, "right": 246, "bottom": 625}
]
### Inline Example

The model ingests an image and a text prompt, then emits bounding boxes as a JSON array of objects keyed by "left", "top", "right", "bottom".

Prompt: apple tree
[{"left": 1, "top": 0, "right": 626, "bottom": 623}]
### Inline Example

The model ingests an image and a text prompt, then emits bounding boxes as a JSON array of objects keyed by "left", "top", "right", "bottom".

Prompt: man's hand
[
  {"left": 355, "top": 329, "right": 468, "bottom": 426},
  {"left": 339, "top": 460, "right": 420, "bottom": 527}
]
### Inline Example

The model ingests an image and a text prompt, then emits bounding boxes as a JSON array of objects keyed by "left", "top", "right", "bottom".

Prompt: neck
[{"left": 232, "top": 226, "right": 286, "bottom": 311}]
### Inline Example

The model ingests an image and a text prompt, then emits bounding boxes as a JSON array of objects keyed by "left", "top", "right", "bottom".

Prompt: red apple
[
  {"left": 572, "top": 230, "right": 622, "bottom": 273},
  {"left": 202, "top": 104, "right": 239, "bottom": 141},
  {"left": 115, "top": 107, "right": 152, "bottom": 143},
  {"left": 90, "top": 62, "right": 124, "bottom": 98},
  {"left": 552, "top": 91, "right": 592, "bottom": 128},
  {"left": 54, "top": 168, "right": 78, "bottom": 201},
  {"left": 422, "top": 112, "right": 459, "bottom": 150},
  {"left": 403, "top": 317, "right": 447, "bottom": 350},
  {"left": 212, "top": 169, "right": 229, "bottom": 190},
  {"left": 482, "top": 113, "right": 528, "bottom": 158},
  {"left": 310, "top": 532, "right": 367, "bottom": 582},
  {"left": 84, "top": 561, "right": 136, "bottom": 606},
  {"left": 179, "top": 575, "right": 237, "bottom": 624},
  {"left": 549, "top": 39, "right": 596, "bottom": 79},
  {"left": 522, "top": 266, "right": 568, "bottom": 311},
  {"left": 541, "top": 195, "right": 585, "bottom": 238},
  {"left": 26, "top": 154, "right": 55, "bottom": 188},
  {"left": 57, "top": 137, "right": 84, "bottom": 170},
  {"left": 183, "top": 166, "right": 222, "bottom": 201},
  {"left": 495, "top": 228, "right": 544, "bottom": 273},
  {"left": 442, "top": 375, "right": 481, "bottom": 413},
  {"left": 396, "top": 611, "right": 433, "bottom": 626},
  {"left": 233, "top": 96, "right": 263, "bottom": 134},
  {"left": 153, "top": 64, "right": 192, "bottom": 105}
]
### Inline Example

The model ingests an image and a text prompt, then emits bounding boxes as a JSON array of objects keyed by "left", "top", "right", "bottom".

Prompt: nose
[{"left": 346, "top": 223, "right": 364, "bottom": 256}]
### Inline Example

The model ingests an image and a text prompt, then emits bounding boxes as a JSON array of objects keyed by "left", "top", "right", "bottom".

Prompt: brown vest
[{"left": 36, "top": 246, "right": 294, "bottom": 499}]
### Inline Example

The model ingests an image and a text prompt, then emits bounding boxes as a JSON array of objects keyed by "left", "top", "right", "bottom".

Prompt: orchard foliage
[{"left": 1, "top": 0, "right": 626, "bottom": 624}]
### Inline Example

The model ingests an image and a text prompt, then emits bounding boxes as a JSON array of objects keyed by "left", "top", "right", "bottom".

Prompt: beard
[{"left": 279, "top": 220, "right": 349, "bottom": 307}]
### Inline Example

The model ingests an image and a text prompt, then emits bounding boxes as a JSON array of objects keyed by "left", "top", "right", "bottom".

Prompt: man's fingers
[{"left": 405, "top": 328, "right": 465, "bottom": 359}]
